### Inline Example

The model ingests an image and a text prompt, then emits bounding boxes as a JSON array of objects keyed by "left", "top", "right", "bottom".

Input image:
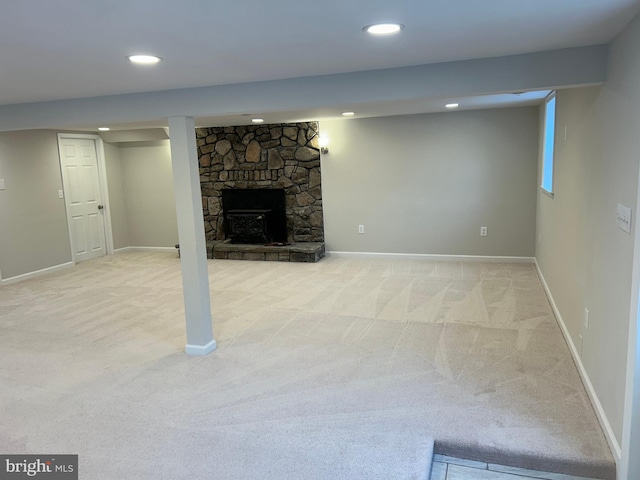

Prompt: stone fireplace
[{"left": 197, "top": 122, "right": 325, "bottom": 261}]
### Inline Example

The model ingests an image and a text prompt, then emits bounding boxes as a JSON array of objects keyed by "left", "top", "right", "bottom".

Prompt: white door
[{"left": 59, "top": 138, "right": 107, "bottom": 262}]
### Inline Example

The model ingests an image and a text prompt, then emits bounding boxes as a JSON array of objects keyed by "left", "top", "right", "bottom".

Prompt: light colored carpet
[{"left": 0, "top": 251, "right": 614, "bottom": 479}]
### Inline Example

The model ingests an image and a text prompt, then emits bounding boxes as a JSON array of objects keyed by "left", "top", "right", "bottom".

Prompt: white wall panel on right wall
[{"left": 536, "top": 12, "right": 640, "bottom": 478}]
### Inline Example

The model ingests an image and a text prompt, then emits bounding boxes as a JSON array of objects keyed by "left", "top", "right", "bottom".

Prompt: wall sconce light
[{"left": 319, "top": 134, "right": 330, "bottom": 154}]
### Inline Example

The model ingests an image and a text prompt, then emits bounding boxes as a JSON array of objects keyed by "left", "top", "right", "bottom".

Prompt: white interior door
[{"left": 59, "top": 138, "right": 107, "bottom": 262}]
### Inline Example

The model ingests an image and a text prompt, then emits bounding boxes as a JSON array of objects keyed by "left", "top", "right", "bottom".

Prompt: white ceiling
[{"left": 1, "top": 0, "right": 638, "bottom": 127}]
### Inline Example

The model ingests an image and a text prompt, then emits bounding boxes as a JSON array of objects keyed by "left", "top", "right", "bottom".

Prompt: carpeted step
[{"left": 196, "top": 432, "right": 435, "bottom": 480}]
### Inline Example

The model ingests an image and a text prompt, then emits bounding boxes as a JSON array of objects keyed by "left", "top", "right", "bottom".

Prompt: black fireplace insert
[{"left": 221, "top": 189, "right": 287, "bottom": 244}]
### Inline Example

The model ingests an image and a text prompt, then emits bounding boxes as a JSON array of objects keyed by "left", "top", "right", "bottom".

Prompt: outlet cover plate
[{"left": 617, "top": 203, "right": 632, "bottom": 234}]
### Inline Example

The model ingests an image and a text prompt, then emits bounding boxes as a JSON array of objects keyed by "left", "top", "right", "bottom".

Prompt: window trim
[{"left": 541, "top": 91, "right": 556, "bottom": 197}]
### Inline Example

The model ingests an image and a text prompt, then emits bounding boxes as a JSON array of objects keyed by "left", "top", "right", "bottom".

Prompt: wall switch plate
[
  {"left": 58, "top": 190, "right": 64, "bottom": 199},
  {"left": 616, "top": 203, "right": 632, "bottom": 234},
  {"left": 358, "top": 225, "right": 365, "bottom": 234},
  {"left": 0, "top": 178, "right": 5, "bottom": 190},
  {"left": 480, "top": 226, "right": 488, "bottom": 237},
  {"left": 583, "top": 308, "right": 589, "bottom": 330}
]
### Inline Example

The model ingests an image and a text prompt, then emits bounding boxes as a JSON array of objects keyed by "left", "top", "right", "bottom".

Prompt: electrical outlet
[
  {"left": 480, "top": 226, "right": 488, "bottom": 237},
  {"left": 583, "top": 308, "right": 589, "bottom": 330},
  {"left": 358, "top": 225, "right": 365, "bottom": 234},
  {"left": 616, "top": 203, "right": 632, "bottom": 234},
  {"left": 58, "top": 190, "right": 64, "bottom": 199}
]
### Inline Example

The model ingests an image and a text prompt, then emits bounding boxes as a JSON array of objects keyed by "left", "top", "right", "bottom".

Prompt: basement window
[{"left": 541, "top": 92, "right": 556, "bottom": 195}]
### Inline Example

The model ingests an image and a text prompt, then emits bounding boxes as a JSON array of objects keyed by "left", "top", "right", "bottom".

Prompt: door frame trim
[{"left": 57, "top": 133, "right": 114, "bottom": 262}]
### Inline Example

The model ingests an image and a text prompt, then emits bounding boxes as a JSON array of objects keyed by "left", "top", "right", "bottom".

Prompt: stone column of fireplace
[{"left": 197, "top": 122, "right": 324, "bottom": 259}]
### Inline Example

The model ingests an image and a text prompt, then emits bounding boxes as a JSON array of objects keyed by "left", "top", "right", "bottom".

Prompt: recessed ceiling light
[
  {"left": 98, "top": 127, "right": 110, "bottom": 131},
  {"left": 363, "top": 23, "right": 404, "bottom": 35},
  {"left": 252, "top": 118, "right": 264, "bottom": 123},
  {"left": 127, "top": 55, "right": 162, "bottom": 65},
  {"left": 445, "top": 103, "right": 460, "bottom": 109},
  {"left": 342, "top": 112, "right": 355, "bottom": 117}
]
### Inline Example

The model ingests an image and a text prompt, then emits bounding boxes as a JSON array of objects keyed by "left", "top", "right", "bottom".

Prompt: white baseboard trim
[
  {"left": 534, "top": 259, "right": 622, "bottom": 461},
  {"left": 1, "top": 261, "right": 74, "bottom": 285},
  {"left": 327, "top": 251, "right": 534, "bottom": 263},
  {"left": 115, "top": 246, "right": 177, "bottom": 253},
  {"left": 184, "top": 339, "right": 217, "bottom": 356}
]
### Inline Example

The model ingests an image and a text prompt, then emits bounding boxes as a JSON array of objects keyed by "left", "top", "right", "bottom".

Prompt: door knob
[{"left": 98, "top": 205, "right": 104, "bottom": 210}]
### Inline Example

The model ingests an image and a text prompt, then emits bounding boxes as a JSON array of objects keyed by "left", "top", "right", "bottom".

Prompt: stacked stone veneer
[{"left": 196, "top": 122, "right": 324, "bottom": 258}]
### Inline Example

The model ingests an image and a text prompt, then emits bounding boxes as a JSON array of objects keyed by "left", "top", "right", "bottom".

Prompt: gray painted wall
[
  {"left": 0, "top": 134, "right": 179, "bottom": 281},
  {"left": 0, "top": 130, "right": 72, "bottom": 279},
  {"left": 320, "top": 108, "right": 539, "bottom": 256},
  {"left": 104, "top": 142, "right": 130, "bottom": 250},
  {"left": 536, "top": 13, "right": 640, "bottom": 451},
  {"left": 118, "top": 140, "right": 178, "bottom": 248}
]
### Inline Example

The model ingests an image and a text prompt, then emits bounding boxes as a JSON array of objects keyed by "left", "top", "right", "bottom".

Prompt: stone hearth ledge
[{"left": 209, "top": 241, "right": 325, "bottom": 263}]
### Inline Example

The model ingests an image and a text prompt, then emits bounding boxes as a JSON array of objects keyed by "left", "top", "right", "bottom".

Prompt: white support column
[{"left": 168, "top": 116, "right": 216, "bottom": 356}]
